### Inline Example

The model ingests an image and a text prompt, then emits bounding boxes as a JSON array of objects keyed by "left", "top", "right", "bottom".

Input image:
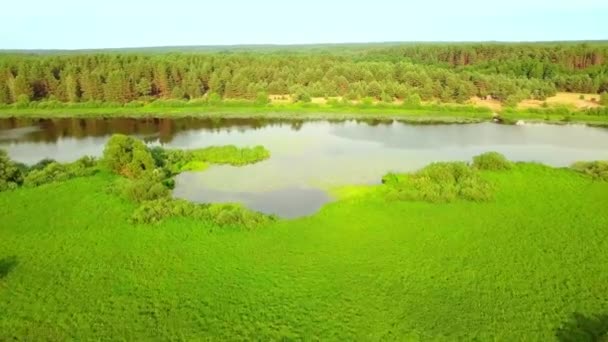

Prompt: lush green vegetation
[
  {"left": 472, "top": 151, "right": 514, "bottom": 171},
  {"left": 571, "top": 160, "right": 608, "bottom": 181},
  {"left": 1, "top": 154, "right": 607, "bottom": 339},
  {"left": 1, "top": 135, "right": 273, "bottom": 227},
  {"left": 381, "top": 162, "right": 494, "bottom": 203},
  {"left": 2, "top": 43, "right": 608, "bottom": 106}
]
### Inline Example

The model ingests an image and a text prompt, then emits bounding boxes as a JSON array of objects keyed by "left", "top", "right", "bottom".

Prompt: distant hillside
[{"left": 2, "top": 40, "right": 608, "bottom": 55}]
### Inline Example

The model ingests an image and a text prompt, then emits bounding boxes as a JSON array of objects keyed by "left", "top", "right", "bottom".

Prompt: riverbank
[{"left": 1, "top": 101, "right": 606, "bottom": 126}]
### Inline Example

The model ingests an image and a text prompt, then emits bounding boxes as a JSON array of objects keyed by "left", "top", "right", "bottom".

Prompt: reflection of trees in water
[
  {"left": 355, "top": 118, "right": 394, "bottom": 126},
  {"left": 556, "top": 312, "right": 608, "bottom": 341},
  {"left": 0, "top": 117, "right": 293, "bottom": 144},
  {"left": 0, "top": 117, "right": 411, "bottom": 144}
]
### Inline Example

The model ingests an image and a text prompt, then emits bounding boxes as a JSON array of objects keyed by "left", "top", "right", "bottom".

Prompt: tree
[
  {"left": 64, "top": 74, "right": 80, "bottom": 102},
  {"left": 153, "top": 65, "right": 172, "bottom": 98},
  {"left": 366, "top": 81, "right": 383, "bottom": 99},
  {"left": 104, "top": 71, "right": 132, "bottom": 103},
  {"left": 8, "top": 75, "right": 33, "bottom": 102},
  {"left": 170, "top": 86, "right": 187, "bottom": 99},
  {"left": 0, "top": 149, "right": 23, "bottom": 191},
  {"left": 136, "top": 77, "right": 152, "bottom": 98},
  {"left": 102, "top": 134, "right": 155, "bottom": 179},
  {"left": 293, "top": 88, "right": 311, "bottom": 103},
  {"left": 403, "top": 93, "right": 422, "bottom": 107},
  {"left": 254, "top": 91, "right": 269, "bottom": 106},
  {"left": 0, "top": 82, "right": 10, "bottom": 104},
  {"left": 182, "top": 72, "right": 202, "bottom": 99}
]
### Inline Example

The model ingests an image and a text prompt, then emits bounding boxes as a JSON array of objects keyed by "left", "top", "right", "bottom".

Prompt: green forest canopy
[{"left": 1, "top": 42, "right": 607, "bottom": 106}]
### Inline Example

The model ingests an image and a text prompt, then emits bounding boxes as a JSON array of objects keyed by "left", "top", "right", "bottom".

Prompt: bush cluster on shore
[
  {"left": 571, "top": 161, "right": 608, "bottom": 181},
  {"left": 472, "top": 152, "right": 513, "bottom": 171},
  {"left": 382, "top": 161, "right": 495, "bottom": 203},
  {"left": 0, "top": 150, "right": 98, "bottom": 190}
]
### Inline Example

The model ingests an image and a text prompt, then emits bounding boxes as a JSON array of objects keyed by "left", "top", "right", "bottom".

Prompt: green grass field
[{"left": 1, "top": 163, "right": 608, "bottom": 340}]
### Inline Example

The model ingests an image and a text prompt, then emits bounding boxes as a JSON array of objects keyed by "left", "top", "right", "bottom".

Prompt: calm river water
[{"left": 1, "top": 118, "right": 607, "bottom": 217}]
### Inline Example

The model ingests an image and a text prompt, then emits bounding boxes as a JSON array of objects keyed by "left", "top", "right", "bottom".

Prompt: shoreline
[{"left": 0, "top": 103, "right": 606, "bottom": 126}]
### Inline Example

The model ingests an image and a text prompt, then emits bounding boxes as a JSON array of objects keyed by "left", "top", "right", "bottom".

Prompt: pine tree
[
  {"left": 9, "top": 75, "right": 33, "bottom": 102},
  {"left": 182, "top": 72, "right": 202, "bottom": 99},
  {"left": 0, "top": 82, "right": 10, "bottom": 104},
  {"left": 136, "top": 77, "right": 152, "bottom": 98},
  {"left": 64, "top": 74, "right": 80, "bottom": 102},
  {"left": 80, "top": 72, "right": 104, "bottom": 101},
  {"left": 104, "top": 71, "right": 129, "bottom": 103}
]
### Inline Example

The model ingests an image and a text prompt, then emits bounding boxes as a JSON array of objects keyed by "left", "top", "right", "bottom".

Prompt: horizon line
[{"left": 2, "top": 39, "right": 608, "bottom": 52}]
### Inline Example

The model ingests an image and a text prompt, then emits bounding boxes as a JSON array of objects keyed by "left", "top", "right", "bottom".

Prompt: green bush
[
  {"left": 24, "top": 162, "right": 70, "bottom": 187},
  {"left": 571, "top": 161, "right": 608, "bottom": 181},
  {"left": 102, "top": 134, "right": 155, "bottom": 178},
  {"left": 206, "top": 92, "right": 222, "bottom": 105},
  {"left": 403, "top": 93, "right": 422, "bottom": 107},
  {"left": 0, "top": 150, "right": 23, "bottom": 191},
  {"left": 23, "top": 157, "right": 98, "bottom": 187},
  {"left": 119, "top": 171, "right": 170, "bottom": 203},
  {"left": 254, "top": 92, "right": 270, "bottom": 106},
  {"left": 383, "top": 162, "right": 493, "bottom": 203},
  {"left": 67, "top": 156, "right": 98, "bottom": 176},
  {"left": 29, "top": 158, "right": 56, "bottom": 172},
  {"left": 472, "top": 152, "right": 513, "bottom": 171},
  {"left": 130, "top": 198, "right": 275, "bottom": 228}
]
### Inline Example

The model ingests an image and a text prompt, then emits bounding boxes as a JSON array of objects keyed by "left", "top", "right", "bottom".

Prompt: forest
[{"left": 1, "top": 42, "right": 607, "bottom": 108}]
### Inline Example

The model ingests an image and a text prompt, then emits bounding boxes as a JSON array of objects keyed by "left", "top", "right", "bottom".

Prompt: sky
[{"left": 1, "top": 0, "right": 607, "bottom": 50}]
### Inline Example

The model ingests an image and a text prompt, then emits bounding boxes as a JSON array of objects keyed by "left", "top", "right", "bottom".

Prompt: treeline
[{"left": 0, "top": 43, "right": 607, "bottom": 107}]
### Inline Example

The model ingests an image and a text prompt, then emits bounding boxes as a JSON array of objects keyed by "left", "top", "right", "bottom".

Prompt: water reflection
[{"left": 1, "top": 117, "right": 608, "bottom": 217}]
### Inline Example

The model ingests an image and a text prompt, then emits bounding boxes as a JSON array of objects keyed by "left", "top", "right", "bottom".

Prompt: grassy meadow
[{"left": 1, "top": 160, "right": 608, "bottom": 340}]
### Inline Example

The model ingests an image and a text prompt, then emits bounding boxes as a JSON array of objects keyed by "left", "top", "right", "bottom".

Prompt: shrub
[
  {"left": 571, "top": 161, "right": 608, "bottom": 181},
  {"left": 102, "top": 134, "right": 155, "bottom": 178},
  {"left": 380, "top": 92, "right": 393, "bottom": 103},
  {"left": 360, "top": 97, "right": 374, "bottom": 107},
  {"left": 24, "top": 162, "right": 70, "bottom": 187},
  {"left": 130, "top": 198, "right": 275, "bottom": 228},
  {"left": 403, "top": 93, "right": 422, "bottom": 107},
  {"left": 472, "top": 152, "right": 513, "bottom": 171},
  {"left": 29, "top": 158, "right": 56, "bottom": 172},
  {"left": 254, "top": 92, "right": 270, "bottom": 106},
  {"left": 293, "top": 89, "right": 311, "bottom": 103},
  {"left": 119, "top": 171, "right": 170, "bottom": 202},
  {"left": 206, "top": 92, "right": 222, "bottom": 105},
  {"left": 383, "top": 162, "right": 493, "bottom": 203},
  {"left": 23, "top": 157, "right": 98, "bottom": 187},
  {"left": 0, "top": 150, "right": 23, "bottom": 191},
  {"left": 66, "top": 156, "right": 98, "bottom": 177}
]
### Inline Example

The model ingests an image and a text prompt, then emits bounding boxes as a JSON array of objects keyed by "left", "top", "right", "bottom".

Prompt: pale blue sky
[{"left": 1, "top": 0, "right": 607, "bottom": 49}]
